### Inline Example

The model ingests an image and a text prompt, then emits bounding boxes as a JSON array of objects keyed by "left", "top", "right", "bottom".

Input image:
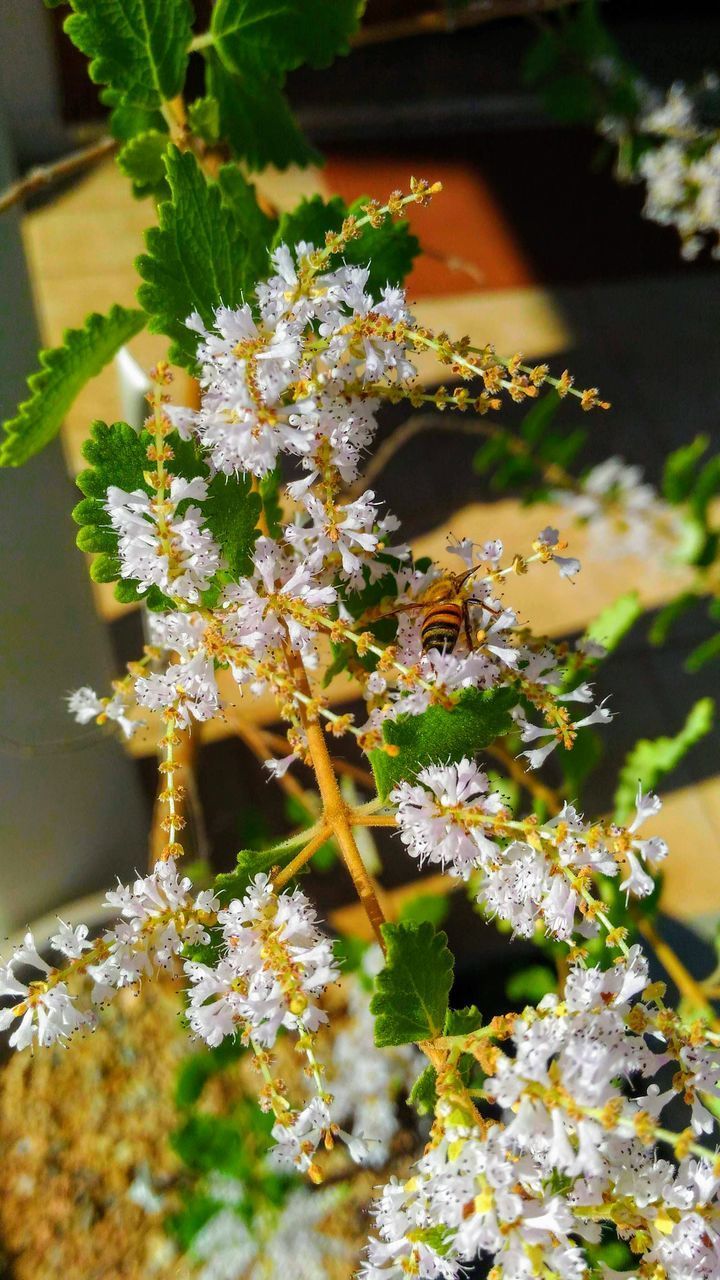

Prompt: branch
[
  {"left": 351, "top": 0, "right": 580, "bottom": 46},
  {"left": 0, "top": 136, "right": 117, "bottom": 215}
]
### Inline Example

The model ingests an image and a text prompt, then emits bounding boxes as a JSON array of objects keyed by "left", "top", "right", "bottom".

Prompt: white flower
[
  {"left": 135, "top": 652, "right": 220, "bottom": 727},
  {"left": 392, "top": 759, "right": 506, "bottom": 878},
  {"left": 106, "top": 477, "right": 222, "bottom": 603}
]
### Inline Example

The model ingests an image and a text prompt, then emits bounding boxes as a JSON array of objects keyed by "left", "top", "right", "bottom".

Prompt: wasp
[{"left": 379, "top": 565, "right": 501, "bottom": 656}]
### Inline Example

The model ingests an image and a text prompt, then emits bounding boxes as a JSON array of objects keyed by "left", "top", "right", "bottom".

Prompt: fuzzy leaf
[
  {"left": 1, "top": 306, "right": 145, "bottom": 466},
  {"left": 399, "top": 893, "right": 450, "bottom": 929},
  {"left": 214, "top": 826, "right": 323, "bottom": 902},
  {"left": 444, "top": 1006, "right": 483, "bottom": 1036},
  {"left": 409, "top": 1064, "right": 437, "bottom": 1115},
  {"left": 614, "top": 697, "right": 715, "bottom": 822},
  {"left": 211, "top": 0, "right": 361, "bottom": 79},
  {"left": 369, "top": 687, "right": 516, "bottom": 801},
  {"left": 117, "top": 128, "right": 169, "bottom": 196},
  {"left": 73, "top": 420, "right": 150, "bottom": 584},
  {"left": 187, "top": 96, "right": 221, "bottom": 144},
  {"left": 202, "top": 473, "right": 261, "bottom": 579},
  {"left": 136, "top": 147, "right": 259, "bottom": 368},
  {"left": 370, "top": 921, "right": 454, "bottom": 1046},
  {"left": 64, "top": 0, "right": 193, "bottom": 109},
  {"left": 583, "top": 591, "right": 642, "bottom": 653},
  {"left": 273, "top": 194, "right": 420, "bottom": 295},
  {"left": 216, "top": 166, "right": 276, "bottom": 281},
  {"left": 206, "top": 51, "right": 319, "bottom": 171}
]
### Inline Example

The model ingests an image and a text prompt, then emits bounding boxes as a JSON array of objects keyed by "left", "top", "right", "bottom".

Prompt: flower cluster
[
  {"left": 598, "top": 73, "right": 720, "bottom": 259},
  {"left": 0, "top": 860, "right": 218, "bottom": 1050},
  {"left": 107, "top": 475, "right": 222, "bottom": 603},
  {"left": 362, "top": 947, "right": 720, "bottom": 1280},
  {"left": 553, "top": 456, "right": 683, "bottom": 561},
  {"left": 392, "top": 760, "right": 667, "bottom": 940}
]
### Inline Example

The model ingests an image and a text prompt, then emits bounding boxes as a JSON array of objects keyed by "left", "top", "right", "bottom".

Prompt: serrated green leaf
[
  {"left": 101, "top": 85, "right": 166, "bottom": 142},
  {"left": 117, "top": 128, "right": 169, "bottom": 196},
  {"left": 369, "top": 687, "right": 516, "bottom": 801},
  {"left": 409, "top": 1064, "right": 437, "bottom": 1115},
  {"left": 136, "top": 147, "right": 258, "bottom": 368},
  {"left": 64, "top": 0, "right": 193, "bottom": 109},
  {"left": 662, "top": 434, "right": 709, "bottom": 503},
  {"left": 214, "top": 825, "right": 325, "bottom": 902},
  {"left": 399, "top": 893, "right": 450, "bottom": 929},
  {"left": 370, "top": 922, "right": 454, "bottom": 1046},
  {"left": 211, "top": 0, "right": 361, "bottom": 80},
  {"left": 614, "top": 697, "right": 715, "bottom": 821},
  {"left": 216, "top": 165, "right": 277, "bottom": 281},
  {"left": 258, "top": 466, "right": 284, "bottom": 539},
  {"left": 444, "top": 1005, "right": 483, "bottom": 1037},
  {"left": 1, "top": 306, "right": 145, "bottom": 466},
  {"left": 74, "top": 420, "right": 150, "bottom": 582},
  {"left": 206, "top": 51, "right": 320, "bottom": 171},
  {"left": 273, "top": 194, "right": 420, "bottom": 295},
  {"left": 187, "top": 96, "right": 221, "bottom": 144},
  {"left": 202, "top": 473, "right": 261, "bottom": 579}
]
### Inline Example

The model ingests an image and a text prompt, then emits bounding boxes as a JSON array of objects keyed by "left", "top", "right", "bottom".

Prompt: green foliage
[
  {"left": 370, "top": 922, "right": 454, "bottom": 1046},
  {"left": 369, "top": 687, "right": 516, "bottom": 801},
  {"left": 473, "top": 392, "right": 585, "bottom": 499},
  {"left": 210, "top": 0, "right": 361, "bottom": 79},
  {"left": 64, "top": 0, "right": 193, "bottom": 109},
  {"left": 649, "top": 592, "right": 699, "bottom": 647},
  {"left": 258, "top": 467, "right": 284, "bottom": 539},
  {"left": 187, "top": 96, "right": 221, "bottom": 145},
  {"left": 583, "top": 591, "right": 642, "bottom": 654},
  {"left": 214, "top": 825, "right": 325, "bottom": 901},
  {"left": 117, "top": 128, "right": 169, "bottom": 198},
  {"left": 399, "top": 893, "right": 450, "bottom": 929},
  {"left": 206, "top": 52, "right": 319, "bottom": 171},
  {"left": 523, "top": 0, "right": 639, "bottom": 127},
  {"left": 409, "top": 1064, "right": 437, "bottom": 1115},
  {"left": 73, "top": 420, "right": 150, "bottom": 583},
  {"left": 614, "top": 698, "right": 715, "bottom": 822},
  {"left": 171, "top": 1106, "right": 273, "bottom": 1179},
  {"left": 506, "top": 965, "right": 557, "bottom": 1005},
  {"left": 166, "top": 1194, "right": 221, "bottom": 1253},
  {"left": 663, "top": 435, "right": 711, "bottom": 503},
  {"left": 216, "top": 166, "right": 277, "bottom": 282},
  {"left": 273, "top": 194, "right": 421, "bottom": 296},
  {"left": 202, "top": 473, "right": 262, "bottom": 579},
  {"left": 0, "top": 306, "right": 145, "bottom": 467},
  {"left": 686, "top": 633, "right": 720, "bottom": 674},
  {"left": 175, "top": 1037, "right": 247, "bottom": 1108},
  {"left": 137, "top": 148, "right": 268, "bottom": 368},
  {"left": 444, "top": 1006, "right": 483, "bottom": 1036}
]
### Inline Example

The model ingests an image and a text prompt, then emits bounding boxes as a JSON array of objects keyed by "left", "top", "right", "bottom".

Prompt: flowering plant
[{"left": 2, "top": 2, "right": 720, "bottom": 1277}]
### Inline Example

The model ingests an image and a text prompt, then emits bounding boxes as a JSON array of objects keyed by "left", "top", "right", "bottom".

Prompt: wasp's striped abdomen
[{"left": 421, "top": 601, "right": 463, "bottom": 654}]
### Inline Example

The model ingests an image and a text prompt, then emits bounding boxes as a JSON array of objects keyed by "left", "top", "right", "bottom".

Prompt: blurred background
[{"left": 0, "top": 1, "right": 718, "bottom": 1275}]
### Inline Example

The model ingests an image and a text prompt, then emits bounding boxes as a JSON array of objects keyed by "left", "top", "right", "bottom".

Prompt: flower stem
[{"left": 273, "top": 825, "right": 332, "bottom": 890}]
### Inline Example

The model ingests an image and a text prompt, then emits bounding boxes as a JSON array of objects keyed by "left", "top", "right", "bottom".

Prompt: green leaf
[
  {"left": 117, "top": 128, "right": 169, "bottom": 196},
  {"left": 175, "top": 1038, "right": 246, "bottom": 1107},
  {"left": 409, "top": 1064, "right": 437, "bottom": 1115},
  {"left": 506, "top": 965, "right": 556, "bottom": 1005},
  {"left": 258, "top": 466, "right": 284, "bottom": 539},
  {"left": 369, "top": 687, "right": 516, "bottom": 801},
  {"left": 370, "top": 922, "right": 454, "bottom": 1047},
  {"left": 137, "top": 147, "right": 258, "bottom": 368},
  {"left": 216, "top": 165, "right": 276, "bottom": 281},
  {"left": 211, "top": 0, "right": 361, "bottom": 79},
  {"left": 206, "top": 52, "right": 320, "bottom": 171},
  {"left": 202, "top": 473, "right": 261, "bottom": 579},
  {"left": 187, "top": 96, "right": 221, "bottom": 145},
  {"left": 649, "top": 592, "right": 699, "bottom": 647},
  {"left": 101, "top": 86, "right": 166, "bottom": 142},
  {"left": 73, "top": 420, "right": 150, "bottom": 582},
  {"left": 662, "top": 435, "right": 709, "bottom": 503},
  {"left": 64, "top": 0, "right": 193, "bottom": 109},
  {"left": 614, "top": 697, "right": 715, "bottom": 821},
  {"left": 1, "top": 306, "right": 145, "bottom": 466},
  {"left": 582, "top": 590, "right": 642, "bottom": 653},
  {"left": 399, "top": 893, "right": 450, "bottom": 929},
  {"left": 273, "top": 194, "right": 420, "bottom": 295},
  {"left": 686, "top": 633, "right": 720, "bottom": 674},
  {"left": 214, "top": 825, "right": 324, "bottom": 901},
  {"left": 444, "top": 1005, "right": 483, "bottom": 1037}
]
